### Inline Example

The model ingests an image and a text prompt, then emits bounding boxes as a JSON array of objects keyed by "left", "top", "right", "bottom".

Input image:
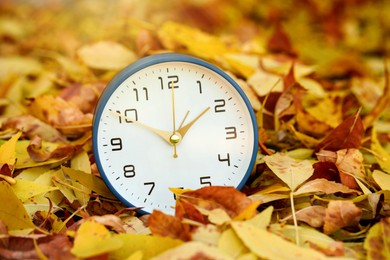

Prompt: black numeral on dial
[
  {"left": 225, "top": 126, "right": 237, "bottom": 139},
  {"left": 117, "top": 109, "right": 138, "bottom": 124},
  {"left": 144, "top": 182, "right": 155, "bottom": 195},
  {"left": 218, "top": 153, "right": 231, "bottom": 166},
  {"left": 200, "top": 176, "right": 212, "bottom": 186},
  {"left": 111, "top": 138, "right": 122, "bottom": 151},
  {"left": 214, "top": 99, "right": 226, "bottom": 113},
  {"left": 123, "top": 164, "right": 135, "bottom": 178},
  {"left": 159, "top": 75, "right": 179, "bottom": 89}
]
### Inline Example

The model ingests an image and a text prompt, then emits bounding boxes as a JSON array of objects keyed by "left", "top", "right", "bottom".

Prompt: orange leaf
[
  {"left": 323, "top": 200, "right": 362, "bottom": 234},
  {"left": 148, "top": 210, "right": 191, "bottom": 241},
  {"left": 180, "top": 186, "right": 252, "bottom": 218}
]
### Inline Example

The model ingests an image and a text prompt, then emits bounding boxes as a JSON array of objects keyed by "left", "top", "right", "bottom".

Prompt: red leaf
[
  {"left": 315, "top": 110, "right": 364, "bottom": 152},
  {"left": 267, "top": 22, "right": 296, "bottom": 56}
]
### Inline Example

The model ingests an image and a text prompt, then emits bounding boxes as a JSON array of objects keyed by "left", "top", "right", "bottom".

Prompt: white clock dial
[{"left": 93, "top": 53, "right": 258, "bottom": 215}]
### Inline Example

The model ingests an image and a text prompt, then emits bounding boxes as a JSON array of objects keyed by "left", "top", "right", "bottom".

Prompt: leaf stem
[{"left": 290, "top": 191, "right": 300, "bottom": 246}]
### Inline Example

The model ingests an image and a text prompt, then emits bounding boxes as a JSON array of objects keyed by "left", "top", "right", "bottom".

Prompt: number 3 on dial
[{"left": 93, "top": 53, "right": 258, "bottom": 215}]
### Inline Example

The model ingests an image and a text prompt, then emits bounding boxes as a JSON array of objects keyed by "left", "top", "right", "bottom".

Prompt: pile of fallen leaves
[{"left": 1, "top": 0, "right": 390, "bottom": 259}]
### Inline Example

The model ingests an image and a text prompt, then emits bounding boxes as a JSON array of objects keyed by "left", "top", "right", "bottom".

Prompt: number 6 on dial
[{"left": 92, "top": 53, "right": 258, "bottom": 215}]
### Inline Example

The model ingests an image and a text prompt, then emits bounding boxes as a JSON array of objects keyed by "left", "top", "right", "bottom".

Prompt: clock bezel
[{"left": 92, "top": 52, "right": 258, "bottom": 214}]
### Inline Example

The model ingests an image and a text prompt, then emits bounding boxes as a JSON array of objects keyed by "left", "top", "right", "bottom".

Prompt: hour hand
[
  {"left": 112, "top": 111, "right": 172, "bottom": 145},
  {"left": 177, "top": 107, "right": 210, "bottom": 138}
]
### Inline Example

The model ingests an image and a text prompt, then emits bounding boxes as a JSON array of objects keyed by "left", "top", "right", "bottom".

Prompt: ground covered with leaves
[{"left": 1, "top": 0, "right": 390, "bottom": 259}]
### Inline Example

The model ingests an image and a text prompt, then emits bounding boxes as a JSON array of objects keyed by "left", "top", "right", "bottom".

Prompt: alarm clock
[{"left": 92, "top": 53, "right": 258, "bottom": 214}]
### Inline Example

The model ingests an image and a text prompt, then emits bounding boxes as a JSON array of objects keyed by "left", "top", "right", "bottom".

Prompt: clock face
[{"left": 93, "top": 53, "right": 258, "bottom": 215}]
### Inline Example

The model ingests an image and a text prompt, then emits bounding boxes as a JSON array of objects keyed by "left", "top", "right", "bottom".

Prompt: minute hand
[
  {"left": 176, "top": 107, "right": 210, "bottom": 138},
  {"left": 112, "top": 111, "right": 172, "bottom": 145}
]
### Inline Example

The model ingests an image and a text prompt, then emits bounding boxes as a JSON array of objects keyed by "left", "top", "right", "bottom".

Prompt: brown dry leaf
[
  {"left": 323, "top": 200, "right": 362, "bottom": 234},
  {"left": 294, "top": 178, "right": 360, "bottom": 196},
  {"left": 0, "top": 234, "right": 75, "bottom": 260},
  {"left": 148, "top": 210, "right": 191, "bottom": 241},
  {"left": 282, "top": 205, "right": 326, "bottom": 228},
  {"left": 178, "top": 186, "right": 253, "bottom": 219},
  {"left": 315, "top": 110, "right": 365, "bottom": 153},
  {"left": 316, "top": 149, "right": 366, "bottom": 190}
]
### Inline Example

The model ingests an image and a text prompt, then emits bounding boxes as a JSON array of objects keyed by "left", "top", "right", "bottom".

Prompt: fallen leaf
[
  {"left": 0, "top": 131, "right": 21, "bottom": 177},
  {"left": 294, "top": 178, "right": 360, "bottom": 196},
  {"left": 61, "top": 166, "right": 116, "bottom": 200},
  {"left": 218, "top": 228, "right": 248, "bottom": 258},
  {"left": 364, "top": 217, "right": 390, "bottom": 260},
  {"left": 148, "top": 210, "right": 191, "bottom": 241},
  {"left": 179, "top": 186, "right": 253, "bottom": 219},
  {"left": 315, "top": 110, "right": 365, "bottom": 152},
  {"left": 110, "top": 233, "right": 183, "bottom": 260},
  {"left": 231, "top": 221, "right": 327, "bottom": 259},
  {"left": 281, "top": 205, "right": 326, "bottom": 228},
  {"left": 323, "top": 200, "right": 362, "bottom": 234},
  {"left": 0, "top": 181, "right": 34, "bottom": 233},
  {"left": 263, "top": 153, "right": 314, "bottom": 191},
  {"left": 77, "top": 41, "right": 137, "bottom": 70},
  {"left": 71, "top": 220, "right": 123, "bottom": 258},
  {"left": 372, "top": 170, "right": 390, "bottom": 191},
  {"left": 151, "top": 241, "right": 232, "bottom": 260},
  {"left": 371, "top": 126, "right": 390, "bottom": 173},
  {"left": 12, "top": 179, "right": 58, "bottom": 202}
]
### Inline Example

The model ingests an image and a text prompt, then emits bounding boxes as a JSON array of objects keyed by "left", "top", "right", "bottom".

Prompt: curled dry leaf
[
  {"left": 178, "top": 186, "right": 254, "bottom": 219},
  {"left": 294, "top": 178, "right": 360, "bottom": 196},
  {"left": 316, "top": 149, "right": 366, "bottom": 190},
  {"left": 282, "top": 205, "right": 326, "bottom": 228},
  {"left": 148, "top": 210, "right": 191, "bottom": 241},
  {"left": 323, "top": 200, "right": 362, "bottom": 234}
]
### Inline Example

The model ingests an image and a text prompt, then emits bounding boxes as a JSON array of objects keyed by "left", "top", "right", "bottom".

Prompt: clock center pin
[{"left": 170, "top": 132, "right": 182, "bottom": 144}]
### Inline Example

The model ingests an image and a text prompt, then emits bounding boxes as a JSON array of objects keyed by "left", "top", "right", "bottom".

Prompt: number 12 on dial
[{"left": 92, "top": 53, "right": 258, "bottom": 215}]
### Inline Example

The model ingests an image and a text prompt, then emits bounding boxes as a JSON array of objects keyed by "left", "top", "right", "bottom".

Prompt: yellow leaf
[
  {"left": 371, "top": 126, "right": 390, "bottom": 173},
  {"left": 0, "top": 131, "right": 21, "bottom": 176},
  {"left": 158, "top": 21, "right": 234, "bottom": 60},
  {"left": 264, "top": 153, "right": 314, "bottom": 191},
  {"left": 231, "top": 221, "right": 327, "bottom": 260},
  {"left": 246, "top": 206, "right": 273, "bottom": 229},
  {"left": 61, "top": 166, "right": 116, "bottom": 199},
  {"left": 12, "top": 179, "right": 58, "bottom": 202},
  {"left": 364, "top": 217, "right": 390, "bottom": 260},
  {"left": 0, "top": 181, "right": 34, "bottom": 232},
  {"left": 71, "top": 220, "right": 123, "bottom": 258},
  {"left": 151, "top": 241, "right": 232, "bottom": 260},
  {"left": 218, "top": 228, "right": 248, "bottom": 258},
  {"left": 373, "top": 170, "right": 390, "bottom": 190},
  {"left": 77, "top": 41, "right": 136, "bottom": 70},
  {"left": 70, "top": 150, "right": 91, "bottom": 173},
  {"left": 110, "top": 233, "right": 183, "bottom": 260}
]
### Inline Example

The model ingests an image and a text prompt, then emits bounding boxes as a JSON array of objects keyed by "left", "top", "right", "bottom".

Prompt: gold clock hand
[
  {"left": 178, "top": 111, "right": 190, "bottom": 129},
  {"left": 112, "top": 111, "right": 172, "bottom": 145},
  {"left": 170, "top": 82, "right": 179, "bottom": 158},
  {"left": 177, "top": 107, "right": 210, "bottom": 138}
]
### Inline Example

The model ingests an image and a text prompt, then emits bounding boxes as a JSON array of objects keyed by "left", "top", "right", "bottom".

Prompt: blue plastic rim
[{"left": 92, "top": 52, "right": 259, "bottom": 212}]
